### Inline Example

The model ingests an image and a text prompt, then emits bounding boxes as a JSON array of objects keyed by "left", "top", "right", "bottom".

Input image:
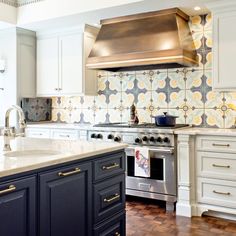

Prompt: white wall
[
  {"left": 17, "top": 0, "right": 143, "bottom": 25},
  {"left": 0, "top": 28, "right": 17, "bottom": 126},
  {"left": 0, "top": 2, "right": 17, "bottom": 25}
]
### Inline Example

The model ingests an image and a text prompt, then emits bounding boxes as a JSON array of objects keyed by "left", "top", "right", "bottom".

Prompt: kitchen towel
[{"left": 134, "top": 147, "right": 151, "bottom": 178}]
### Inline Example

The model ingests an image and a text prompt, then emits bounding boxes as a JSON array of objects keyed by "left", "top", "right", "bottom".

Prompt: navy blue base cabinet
[
  {"left": 0, "top": 150, "right": 126, "bottom": 236},
  {"left": 0, "top": 176, "right": 36, "bottom": 236}
]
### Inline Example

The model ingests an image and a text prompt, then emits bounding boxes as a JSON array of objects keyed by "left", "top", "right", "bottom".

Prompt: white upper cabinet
[
  {"left": 36, "top": 25, "right": 99, "bottom": 96},
  {"left": 37, "top": 37, "right": 59, "bottom": 96},
  {"left": 207, "top": 0, "right": 236, "bottom": 91}
]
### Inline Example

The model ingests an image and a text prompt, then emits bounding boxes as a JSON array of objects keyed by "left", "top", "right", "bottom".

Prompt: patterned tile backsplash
[{"left": 51, "top": 14, "right": 236, "bottom": 128}]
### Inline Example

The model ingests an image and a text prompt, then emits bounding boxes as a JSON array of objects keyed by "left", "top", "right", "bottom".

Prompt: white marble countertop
[
  {"left": 0, "top": 137, "right": 127, "bottom": 178},
  {"left": 175, "top": 127, "right": 236, "bottom": 136},
  {"left": 26, "top": 122, "right": 93, "bottom": 130}
]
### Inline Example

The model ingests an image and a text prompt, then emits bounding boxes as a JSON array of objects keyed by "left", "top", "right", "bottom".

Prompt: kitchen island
[{"left": 0, "top": 137, "right": 127, "bottom": 236}]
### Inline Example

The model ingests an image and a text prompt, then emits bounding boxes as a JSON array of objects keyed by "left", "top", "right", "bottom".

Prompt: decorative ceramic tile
[
  {"left": 94, "top": 109, "right": 108, "bottom": 124},
  {"left": 95, "top": 94, "right": 107, "bottom": 109},
  {"left": 107, "top": 92, "right": 122, "bottom": 109},
  {"left": 204, "top": 51, "right": 212, "bottom": 69},
  {"left": 168, "top": 90, "right": 186, "bottom": 109},
  {"left": 107, "top": 73, "right": 122, "bottom": 91},
  {"left": 186, "top": 90, "right": 204, "bottom": 109},
  {"left": 121, "top": 108, "right": 130, "bottom": 123},
  {"left": 82, "top": 96, "right": 95, "bottom": 109},
  {"left": 121, "top": 73, "right": 137, "bottom": 92},
  {"left": 167, "top": 108, "right": 186, "bottom": 125},
  {"left": 152, "top": 91, "right": 168, "bottom": 109},
  {"left": 22, "top": 98, "right": 51, "bottom": 122},
  {"left": 204, "top": 14, "right": 212, "bottom": 32},
  {"left": 224, "top": 109, "right": 236, "bottom": 128},
  {"left": 136, "top": 91, "right": 152, "bottom": 109},
  {"left": 185, "top": 69, "right": 203, "bottom": 90},
  {"left": 185, "top": 108, "right": 205, "bottom": 126},
  {"left": 204, "top": 30, "right": 212, "bottom": 48},
  {"left": 77, "top": 110, "right": 91, "bottom": 124},
  {"left": 168, "top": 69, "right": 185, "bottom": 90},
  {"left": 190, "top": 15, "right": 204, "bottom": 32},
  {"left": 107, "top": 109, "right": 122, "bottom": 123},
  {"left": 70, "top": 108, "right": 83, "bottom": 123},
  {"left": 204, "top": 109, "right": 224, "bottom": 128},
  {"left": 121, "top": 92, "right": 135, "bottom": 109},
  {"left": 192, "top": 31, "right": 203, "bottom": 50},
  {"left": 135, "top": 72, "right": 152, "bottom": 90},
  {"left": 152, "top": 70, "right": 168, "bottom": 91},
  {"left": 136, "top": 109, "right": 151, "bottom": 123},
  {"left": 205, "top": 91, "right": 224, "bottom": 109}
]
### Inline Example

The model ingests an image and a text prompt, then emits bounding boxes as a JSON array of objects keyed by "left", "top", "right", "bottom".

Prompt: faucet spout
[{"left": 2, "top": 105, "right": 26, "bottom": 151}]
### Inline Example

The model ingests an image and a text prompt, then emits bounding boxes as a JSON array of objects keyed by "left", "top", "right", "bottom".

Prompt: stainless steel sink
[{"left": 4, "top": 150, "right": 62, "bottom": 158}]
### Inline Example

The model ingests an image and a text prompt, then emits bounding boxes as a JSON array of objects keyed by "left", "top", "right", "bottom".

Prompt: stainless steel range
[{"left": 88, "top": 123, "right": 188, "bottom": 211}]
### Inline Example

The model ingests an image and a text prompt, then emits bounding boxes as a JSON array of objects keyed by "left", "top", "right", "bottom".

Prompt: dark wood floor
[{"left": 126, "top": 197, "right": 236, "bottom": 236}]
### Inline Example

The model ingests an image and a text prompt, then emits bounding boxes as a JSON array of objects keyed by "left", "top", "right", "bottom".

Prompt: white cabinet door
[
  {"left": 213, "top": 11, "right": 236, "bottom": 90},
  {"left": 59, "top": 33, "right": 83, "bottom": 95},
  {"left": 37, "top": 37, "right": 59, "bottom": 96}
]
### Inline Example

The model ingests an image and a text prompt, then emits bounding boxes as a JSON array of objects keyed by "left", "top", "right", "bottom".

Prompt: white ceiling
[{"left": 0, "top": 0, "right": 215, "bottom": 32}]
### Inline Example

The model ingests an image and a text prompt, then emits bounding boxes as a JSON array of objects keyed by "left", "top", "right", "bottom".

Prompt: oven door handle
[{"left": 126, "top": 146, "right": 174, "bottom": 154}]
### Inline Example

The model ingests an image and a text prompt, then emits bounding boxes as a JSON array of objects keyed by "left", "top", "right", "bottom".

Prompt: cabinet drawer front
[
  {"left": 197, "top": 136, "right": 236, "bottom": 152},
  {"left": 198, "top": 178, "right": 236, "bottom": 208},
  {"left": 51, "top": 129, "right": 79, "bottom": 140},
  {"left": 26, "top": 128, "right": 50, "bottom": 138},
  {"left": 94, "top": 153, "right": 125, "bottom": 181},
  {"left": 94, "top": 175, "right": 125, "bottom": 224},
  {"left": 94, "top": 212, "right": 125, "bottom": 236},
  {"left": 197, "top": 152, "right": 236, "bottom": 180}
]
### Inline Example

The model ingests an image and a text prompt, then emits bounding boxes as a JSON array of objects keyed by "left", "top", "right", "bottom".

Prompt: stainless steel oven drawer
[{"left": 126, "top": 176, "right": 176, "bottom": 196}]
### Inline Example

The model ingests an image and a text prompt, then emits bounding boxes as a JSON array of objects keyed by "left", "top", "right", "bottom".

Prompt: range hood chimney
[{"left": 87, "top": 8, "right": 198, "bottom": 71}]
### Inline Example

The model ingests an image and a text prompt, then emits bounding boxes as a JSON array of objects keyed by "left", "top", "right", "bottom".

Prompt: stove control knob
[
  {"left": 97, "top": 134, "right": 103, "bottom": 139},
  {"left": 91, "top": 133, "right": 97, "bottom": 139},
  {"left": 150, "top": 136, "right": 155, "bottom": 142},
  {"left": 135, "top": 138, "right": 141, "bottom": 144},
  {"left": 164, "top": 137, "right": 170, "bottom": 143},
  {"left": 142, "top": 136, "right": 148, "bottom": 142},
  {"left": 107, "top": 134, "right": 114, "bottom": 140},
  {"left": 114, "top": 136, "right": 121, "bottom": 142},
  {"left": 156, "top": 137, "right": 163, "bottom": 143}
]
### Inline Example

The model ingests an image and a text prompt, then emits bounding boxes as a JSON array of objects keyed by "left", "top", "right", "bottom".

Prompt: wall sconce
[{"left": 0, "top": 60, "right": 6, "bottom": 73}]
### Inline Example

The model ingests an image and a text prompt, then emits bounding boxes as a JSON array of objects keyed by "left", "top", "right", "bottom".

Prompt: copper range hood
[{"left": 87, "top": 8, "right": 198, "bottom": 71}]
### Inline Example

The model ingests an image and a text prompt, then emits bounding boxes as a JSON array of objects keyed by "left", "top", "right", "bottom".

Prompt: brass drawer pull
[
  {"left": 115, "top": 232, "right": 120, "bottom": 236},
  {"left": 213, "top": 190, "right": 231, "bottom": 196},
  {"left": 58, "top": 168, "right": 81, "bottom": 177},
  {"left": 104, "top": 193, "right": 120, "bottom": 203},
  {"left": 102, "top": 163, "right": 119, "bottom": 170},
  {"left": 59, "top": 134, "right": 70, "bottom": 138},
  {"left": 212, "top": 143, "right": 230, "bottom": 147},
  {"left": 0, "top": 185, "right": 16, "bottom": 195},
  {"left": 212, "top": 164, "right": 230, "bottom": 168}
]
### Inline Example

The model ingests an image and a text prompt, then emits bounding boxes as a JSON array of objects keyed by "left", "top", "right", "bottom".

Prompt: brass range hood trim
[
  {"left": 87, "top": 55, "right": 198, "bottom": 69},
  {"left": 87, "top": 8, "right": 198, "bottom": 71}
]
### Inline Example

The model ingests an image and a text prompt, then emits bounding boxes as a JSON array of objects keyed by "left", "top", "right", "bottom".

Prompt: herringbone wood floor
[{"left": 126, "top": 197, "right": 236, "bottom": 236}]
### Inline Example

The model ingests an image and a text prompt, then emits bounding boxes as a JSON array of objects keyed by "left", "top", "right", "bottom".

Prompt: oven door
[{"left": 125, "top": 146, "right": 177, "bottom": 196}]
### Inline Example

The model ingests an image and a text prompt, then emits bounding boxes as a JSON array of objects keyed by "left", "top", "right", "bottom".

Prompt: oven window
[{"left": 127, "top": 156, "right": 164, "bottom": 180}]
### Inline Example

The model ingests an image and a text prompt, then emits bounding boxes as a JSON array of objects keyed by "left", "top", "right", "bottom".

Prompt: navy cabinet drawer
[
  {"left": 94, "top": 174, "right": 125, "bottom": 224},
  {"left": 94, "top": 153, "right": 125, "bottom": 182},
  {"left": 94, "top": 212, "right": 125, "bottom": 236}
]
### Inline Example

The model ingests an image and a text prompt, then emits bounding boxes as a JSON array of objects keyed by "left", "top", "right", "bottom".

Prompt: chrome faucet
[{"left": 2, "top": 105, "right": 26, "bottom": 151}]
